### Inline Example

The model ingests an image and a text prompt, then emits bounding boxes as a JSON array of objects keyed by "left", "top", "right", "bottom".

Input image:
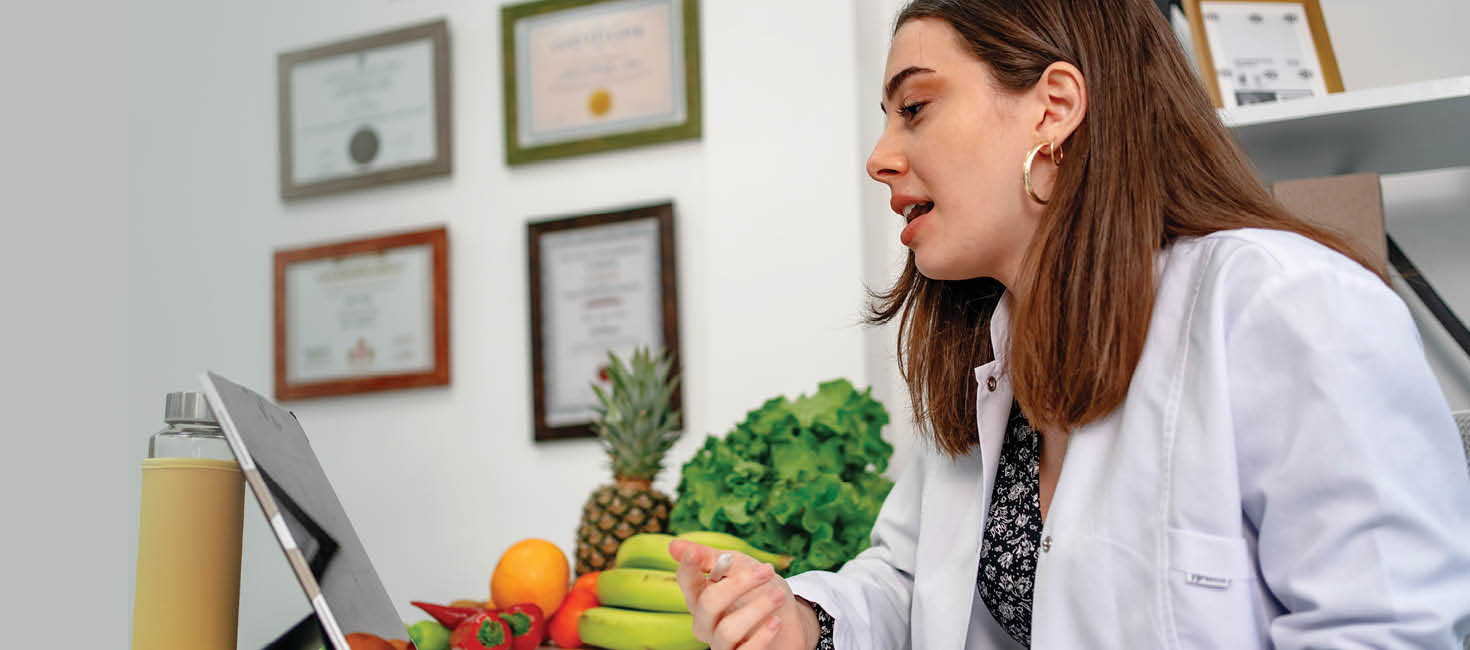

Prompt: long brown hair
[{"left": 869, "top": 0, "right": 1386, "bottom": 457}]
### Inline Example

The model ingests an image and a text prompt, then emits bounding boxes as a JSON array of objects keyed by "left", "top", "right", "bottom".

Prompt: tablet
[{"left": 200, "top": 371, "right": 405, "bottom": 648}]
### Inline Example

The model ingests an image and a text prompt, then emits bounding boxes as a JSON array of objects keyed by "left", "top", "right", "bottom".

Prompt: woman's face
[{"left": 867, "top": 18, "right": 1049, "bottom": 285}]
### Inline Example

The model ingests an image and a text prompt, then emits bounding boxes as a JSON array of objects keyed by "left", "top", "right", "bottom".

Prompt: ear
[{"left": 1030, "top": 61, "right": 1087, "bottom": 155}]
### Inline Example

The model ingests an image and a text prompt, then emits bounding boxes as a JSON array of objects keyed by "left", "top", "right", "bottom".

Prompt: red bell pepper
[
  {"left": 450, "top": 613, "right": 512, "bottom": 650},
  {"left": 412, "top": 601, "right": 494, "bottom": 630},
  {"left": 496, "top": 603, "right": 545, "bottom": 650}
]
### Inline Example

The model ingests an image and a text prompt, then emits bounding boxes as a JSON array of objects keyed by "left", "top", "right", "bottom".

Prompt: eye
[{"left": 898, "top": 101, "right": 928, "bottom": 121}]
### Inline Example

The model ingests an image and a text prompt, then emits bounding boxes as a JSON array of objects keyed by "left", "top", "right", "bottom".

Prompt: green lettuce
[{"left": 670, "top": 379, "right": 894, "bottom": 574}]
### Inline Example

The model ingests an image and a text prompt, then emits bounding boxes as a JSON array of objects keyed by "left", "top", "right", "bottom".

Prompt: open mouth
[{"left": 903, "top": 202, "right": 934, "bottom": 221}]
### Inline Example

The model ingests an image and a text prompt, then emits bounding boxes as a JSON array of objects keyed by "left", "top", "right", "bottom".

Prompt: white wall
[
  {"left": 120, "top": 0, "right": 867, "bottom": 645},
  {"left": 2, "top": 1, "right": 131, "bottom": 639}
]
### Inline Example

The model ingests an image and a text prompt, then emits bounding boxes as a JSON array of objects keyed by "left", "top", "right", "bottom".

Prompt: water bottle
[{"left": 131, "top": 392, "right": 245, "bottom": 649}]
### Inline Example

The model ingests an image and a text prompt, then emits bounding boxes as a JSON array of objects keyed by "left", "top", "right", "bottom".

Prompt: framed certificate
[
  {"left": 501, "top": 0, "right": 701, "bottom": 165},
  {"left": 527, "top": 203, "right": 681, "bottom": 441},
  {"left": 278, "top": 20, "right": 452, "bottom": 200},
  {"left": 274, "top": 227, "right": 450, "bottom": 400},
  {"left": 1184, "top": 0, "right": 1343, "bottom": 109}
]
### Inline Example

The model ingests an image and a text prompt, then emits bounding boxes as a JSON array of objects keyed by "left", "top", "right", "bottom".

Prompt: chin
[
  {"left": 913, "top": 255, "right": 964, "bottom": 281},
  {"left": 914, "top": 249, "right": 992, "bottom": 282}
]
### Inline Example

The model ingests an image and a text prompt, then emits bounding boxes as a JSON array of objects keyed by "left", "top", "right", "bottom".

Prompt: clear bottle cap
[{"left": 163, "top": 392, "right": 218, "bottom": 426}]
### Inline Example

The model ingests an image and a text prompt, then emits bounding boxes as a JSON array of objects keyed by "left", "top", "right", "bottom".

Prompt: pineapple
[{"left": 575, "top": 347, "right": 682, "bottom": 576}]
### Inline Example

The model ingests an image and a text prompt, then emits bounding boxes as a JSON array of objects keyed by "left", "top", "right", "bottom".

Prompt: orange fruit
[
  {"left": 386, "top": 640, "right": 410, "bottom": 650},
  {"left": 344, "top": 633, "right": 395, "bottom": 650},
  {"left": 491, "top": 538, "right": 571, "bottom": 617}
]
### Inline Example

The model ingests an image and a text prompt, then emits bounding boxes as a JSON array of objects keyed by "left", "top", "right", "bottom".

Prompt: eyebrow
[{"left": 881, "top": 66, "right": 936, "bottom": 111}]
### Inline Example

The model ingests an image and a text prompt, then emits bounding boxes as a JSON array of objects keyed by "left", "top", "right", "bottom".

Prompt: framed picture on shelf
[
  {"left": 527, "top": 202, "right": 681, "bottom": 441},
  {"left": 501, "top": 0, "right": 701, "bottom": 165},
  {"left": 278, "top": 20, "right": 452, "bottom": 200},
  {"left": 274, "top": 227, "right": 450, "bottom": 400},
  {"left": 1184, "top": 0, "right": 1343, "bottom": 109}
]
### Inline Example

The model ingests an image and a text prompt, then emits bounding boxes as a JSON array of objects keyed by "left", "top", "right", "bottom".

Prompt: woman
[{"left": 670, "top": 0, "right": 1470, "bottom": 648}]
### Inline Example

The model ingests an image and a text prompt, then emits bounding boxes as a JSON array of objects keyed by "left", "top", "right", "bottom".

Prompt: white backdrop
[{"left": 118, "top": 0, "right": 869, "bottom": 644}]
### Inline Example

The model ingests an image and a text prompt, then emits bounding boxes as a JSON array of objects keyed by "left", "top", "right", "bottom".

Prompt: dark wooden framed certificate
[
  {"left": 278, "top": 20, "right": 453, "bottom": 200},
  {"left": 527, "top": 202, "right": 681, "bottom": 441},
  {"left": 274, "top": 227, "right": 450, "bottom": 400}
]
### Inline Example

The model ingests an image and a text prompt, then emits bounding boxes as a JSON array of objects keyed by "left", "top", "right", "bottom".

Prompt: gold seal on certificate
[
  {"left": 278, "top": 20, "right": 452, "bottom": 200},
  {"left": 502, "top": 0, "right": 702, "bottom": 164},
  {"left": 274, "top": 228, "right": 450, "bottom": 400},
  {"left": 527, "top": 203, "right": 682, "bottom": 441}
]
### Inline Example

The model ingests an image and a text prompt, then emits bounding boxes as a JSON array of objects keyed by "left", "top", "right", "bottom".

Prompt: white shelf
[{"left": 1223, "top": 76, "right": 1470, "bottom": 182}]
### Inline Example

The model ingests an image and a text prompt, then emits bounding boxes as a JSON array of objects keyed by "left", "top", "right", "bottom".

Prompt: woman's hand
[{"left": 670, "top": 539, "right": 819, "bottom": 650}]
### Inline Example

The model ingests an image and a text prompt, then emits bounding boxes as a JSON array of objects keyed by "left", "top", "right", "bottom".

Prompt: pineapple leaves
[
  {"left": 670, "top": 379, "right": 894, "bottom": 575},
  {"left": 591, "top": 346, "right": 682, "bottom": 481}
]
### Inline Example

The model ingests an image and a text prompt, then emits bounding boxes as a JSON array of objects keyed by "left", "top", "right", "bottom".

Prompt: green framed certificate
[{"left": 501, "top": 0, "right": 702, "bottom": 165}]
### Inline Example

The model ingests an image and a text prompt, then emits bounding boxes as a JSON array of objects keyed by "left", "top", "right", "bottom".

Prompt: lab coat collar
[{"left": 986, "top": 290, "right": 1012, "bottom": 372}]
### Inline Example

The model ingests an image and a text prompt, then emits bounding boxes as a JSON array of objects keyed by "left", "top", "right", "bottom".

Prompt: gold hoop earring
[
  {"left": 1024, "top": 142, "right": 1051, "bottom": 205},
  {"left": 1053, "top": 139, "right": 1063, "bottom": 166}
]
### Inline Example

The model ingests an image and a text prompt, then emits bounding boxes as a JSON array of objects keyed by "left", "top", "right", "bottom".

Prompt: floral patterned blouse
[{"left": 977, "top": 401, "right": 1043, "bottom": 647}]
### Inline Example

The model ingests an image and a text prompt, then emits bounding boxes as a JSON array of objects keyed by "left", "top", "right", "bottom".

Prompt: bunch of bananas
[{"left": 579, "top": 531, "right": 793, "bottom": 650}]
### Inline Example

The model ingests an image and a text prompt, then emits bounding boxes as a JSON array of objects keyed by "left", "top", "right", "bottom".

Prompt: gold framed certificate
[
  {"left": 1184, "top": 0, "right": 1343, "bottom": 109},
  {"left": 274, "top": 227, "right": 450, "bottom": 400},
  {"left": 278, "top": 20, "right": 452, "bottom": 200},
  {"left": 501, "top": 0, "right": 701, "bottom": 165},
  {"left": 527, "top": 202, "right": 682, "bottom": 441}
]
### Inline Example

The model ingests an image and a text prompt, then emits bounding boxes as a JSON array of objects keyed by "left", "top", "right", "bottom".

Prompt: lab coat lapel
[
  {"left": 975, "top": 294, "right": 1014, "bottom": 526},
  {"left": 918, "top": 295, "right": 1014, "bottom": 650}
]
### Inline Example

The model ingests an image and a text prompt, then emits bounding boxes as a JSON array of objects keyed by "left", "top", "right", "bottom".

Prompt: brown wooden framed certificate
[
  {"left": 1184, "top": 0, "right": 1343, "bottom": 109},
  {"left": 274, "top": 227, "right": 450, "bottom": 400},
  {"left": 527, "top": 202, "right": 681, "bottom": 441},
  {"left": 501, "top": 0, "right": 702, "bottom": 165},
  {"left": 278, "top": 20, "right": 452, "bottom": 200}
]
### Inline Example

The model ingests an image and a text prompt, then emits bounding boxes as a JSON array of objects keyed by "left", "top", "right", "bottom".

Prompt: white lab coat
[{"left": 788, "top": 229, "right": 1470, "bottom": 649}]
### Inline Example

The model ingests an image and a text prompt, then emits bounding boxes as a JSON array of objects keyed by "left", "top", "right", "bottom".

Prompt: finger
[
  {"left": 711, "top": 582, "right": 788, "bottom": 650},
  {"left": 698, "top": 561, "right": 775, "bottom": 634},
  {"left": 688, "top": 552, "right": 765, "bottom": 641},
  {"left": 733, "top": 614, "right": 783, "bottom": 650},
  {"left": 671, "top": 540, "right": 718, "bottom": 611}
]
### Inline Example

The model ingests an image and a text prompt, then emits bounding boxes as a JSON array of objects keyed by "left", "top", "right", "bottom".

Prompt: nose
[{"left": 866, "top": 128, "right": 906, "bottom": 184}]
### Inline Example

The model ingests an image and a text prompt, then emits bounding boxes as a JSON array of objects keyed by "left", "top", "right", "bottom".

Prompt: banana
[
  {"left": 578, "top": 607, "right": 708, "bottom": 650},
  {"left": 615, "top": 531, "right": 795, "bottom": 574},
  {"left": 615, "top": 533, "right": 680, "bottom": 571},
  {"left": 598, "top": 568, "right": 689, "bottom": 613},
  {"left": 675, "top": 531, "right": 794, "bottom": 572}
]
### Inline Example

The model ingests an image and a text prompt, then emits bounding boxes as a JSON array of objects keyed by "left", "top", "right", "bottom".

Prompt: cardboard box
[{"left": 1271, "top": 172, "right": 1387, "bottom": 270}]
